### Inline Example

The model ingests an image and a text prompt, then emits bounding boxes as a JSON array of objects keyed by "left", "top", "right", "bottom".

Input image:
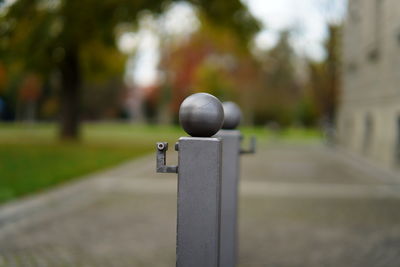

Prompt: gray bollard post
[
  {"left": 215, "top": 101, "right": 256, "bottom": 267},
  {"left": 156, "top": 93, "right": 224, "bottom": 267}
]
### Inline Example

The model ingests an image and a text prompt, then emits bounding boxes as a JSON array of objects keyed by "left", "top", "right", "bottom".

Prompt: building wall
[{"left": 338, "top": 0, "right": 400, "bottom": 168}]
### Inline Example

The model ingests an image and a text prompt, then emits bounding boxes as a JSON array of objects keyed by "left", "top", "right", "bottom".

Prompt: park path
[{"left": 1, "top": 143, "right": 400, "bottom": 266}]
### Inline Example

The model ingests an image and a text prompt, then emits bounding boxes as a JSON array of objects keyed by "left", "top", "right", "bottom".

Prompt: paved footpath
[{"left": 1, "top": 143, "right": 400, "bottom": 267}]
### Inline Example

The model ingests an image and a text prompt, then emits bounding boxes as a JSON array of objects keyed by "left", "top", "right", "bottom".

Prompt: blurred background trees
[
  {"left": 0, "top": 0, "right": 342, "bottom": 140},
  {"left": 0, "top": 0, "right": 259, "bottom": 140}
]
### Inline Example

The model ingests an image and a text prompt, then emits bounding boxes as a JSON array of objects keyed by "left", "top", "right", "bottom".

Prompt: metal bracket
[
  {"left": 156, "top": 142, "right": 178, "bottom": 173},
  {"left": 240, "top": 136, "right": 256, "bottom": 154}
]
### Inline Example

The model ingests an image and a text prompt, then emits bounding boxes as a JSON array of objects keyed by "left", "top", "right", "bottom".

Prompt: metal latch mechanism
[
  {"left": 240, "top": 136, "right": 256, "bottom": 154},
  {"left": 156, "top": 142, "right": 178, "bottom": 173}
]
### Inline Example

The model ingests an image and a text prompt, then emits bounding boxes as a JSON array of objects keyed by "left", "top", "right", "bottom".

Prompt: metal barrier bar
[
  {"left": 176, "top": 137, "right": 222, "bottom": 267},
  {"left": 156, "top": 93, "right": 225, "bottom": 267}
]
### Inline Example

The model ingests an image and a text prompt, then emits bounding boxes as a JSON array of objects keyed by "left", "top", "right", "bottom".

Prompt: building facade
[{"left": 338, "top": 0, "right": 400, "bottom": 168}]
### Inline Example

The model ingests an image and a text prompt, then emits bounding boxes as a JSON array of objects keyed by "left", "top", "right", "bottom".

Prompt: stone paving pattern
[{"left": 1, "top": 143, "right": 400, "bottom": 266}]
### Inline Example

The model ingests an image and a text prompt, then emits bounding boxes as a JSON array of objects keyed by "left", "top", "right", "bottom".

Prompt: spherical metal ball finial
[
  {"left": 222, "top": 101, "right": 242, "bottom": 129},
  {"left": 179, "top": 93, "right": 224, "bottom": 137}
]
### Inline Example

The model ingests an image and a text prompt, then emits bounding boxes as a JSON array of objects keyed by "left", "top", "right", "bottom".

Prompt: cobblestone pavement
[{"left": 1, "top": 143, "right": 400, "bottom": 266}]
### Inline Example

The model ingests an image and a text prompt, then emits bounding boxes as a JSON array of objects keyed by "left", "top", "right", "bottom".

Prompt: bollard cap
[
  {"left": 222, "top": 101, "right": 242, "bottom": 129},
  {"left": 179, "top": 93, "right": 224, "bottom": 137}
]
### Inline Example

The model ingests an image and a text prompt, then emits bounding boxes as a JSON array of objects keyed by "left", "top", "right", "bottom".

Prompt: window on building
[
  {"left": 347, "top": 62, "right": 358, "bottom": 73},
  {"left": 342, "top": 116, "right": 353, "bottom": 146},
  {"left": 346, "top": 116, "right": 353, "bottom": 134},
  {"left": 363, "top": 113, "right": 373, "bottom": 154},
  {"left": 395, "top": 117, "right": 400, "bottom": 165},
  {"left": 349, "top": 0, "right": 360, "bottom": 22},
  {"left": 397, "top": 28, "right": 400, "bottom": 45},
  {"left": 367, "top": 0, "right": 383, "bottom": 62}
]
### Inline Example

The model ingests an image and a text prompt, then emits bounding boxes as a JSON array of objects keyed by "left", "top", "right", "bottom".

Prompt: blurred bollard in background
[{"left": 216, "top": 102, "right": 242, "bottom": 267}]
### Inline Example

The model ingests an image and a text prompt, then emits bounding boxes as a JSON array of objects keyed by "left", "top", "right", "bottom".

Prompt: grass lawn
[
  {"left": 0, "top": 123, "right": 186, "bottom": 204},
  {"left": 0, "top": 122, "right": 321, "bottom": 204}
]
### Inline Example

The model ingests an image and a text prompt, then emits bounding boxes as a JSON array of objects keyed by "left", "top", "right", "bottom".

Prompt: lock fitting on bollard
[
  {"left": 240, "top": 136, "right": 256, "bottom": 154},
  {"left": 156, "top": 142, "right": 178, "bottom": 173}
]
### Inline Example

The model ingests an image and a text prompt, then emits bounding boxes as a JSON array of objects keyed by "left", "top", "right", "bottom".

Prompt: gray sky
[{"left": 246, "top": 0, "right": 347, "bottom": 57}]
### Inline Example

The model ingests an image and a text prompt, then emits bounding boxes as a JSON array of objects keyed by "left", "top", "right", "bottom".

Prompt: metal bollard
[
  {"left": 157, "top": 93, "right": 224, "bottom": 267},
  {"left": 215, "top": 101, "right": 256, "bottom": 267}
]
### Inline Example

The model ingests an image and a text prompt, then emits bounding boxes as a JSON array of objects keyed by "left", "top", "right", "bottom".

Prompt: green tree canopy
[{"left": 0, "top": 0, "right": 260, "bottom": 139}]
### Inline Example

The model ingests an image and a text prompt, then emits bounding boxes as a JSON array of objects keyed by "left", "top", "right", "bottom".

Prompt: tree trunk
[{"left": 59, "top": 47, "right": 81, "bottom": 140}]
